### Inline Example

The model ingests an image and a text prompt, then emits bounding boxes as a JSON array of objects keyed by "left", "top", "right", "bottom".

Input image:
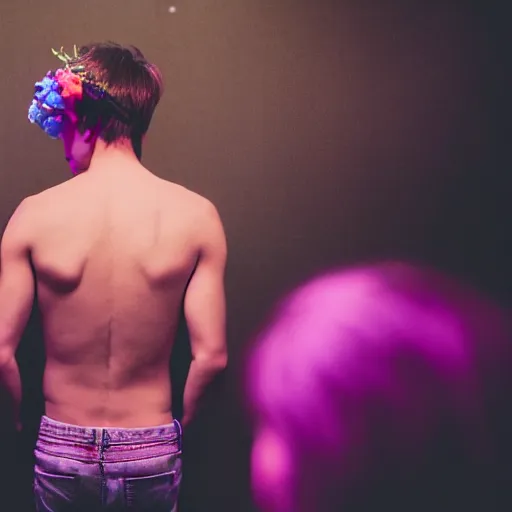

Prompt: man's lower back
[{"left": 42, "top": 360, "right": 174, "bottom": 429}]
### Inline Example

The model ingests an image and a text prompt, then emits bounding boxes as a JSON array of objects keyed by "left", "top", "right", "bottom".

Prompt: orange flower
[{"left": 55, "top": 68, "right": 83, "bottom": 100}]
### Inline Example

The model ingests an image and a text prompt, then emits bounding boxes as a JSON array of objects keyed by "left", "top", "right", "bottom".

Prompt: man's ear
[
  {"left": 83, "top": 118, "right": 102, "bottom": 143},
  {"left": 83, "top": 124, "right": 101, "bottom": 143},
  {"left": 83, "top": 129, "right": 95, "bottom": 143}
]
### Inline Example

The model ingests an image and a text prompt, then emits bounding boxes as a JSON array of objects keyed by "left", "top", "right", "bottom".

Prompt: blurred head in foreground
[{"left": 247, "top": 262, "right": 512, "bottom": 512}]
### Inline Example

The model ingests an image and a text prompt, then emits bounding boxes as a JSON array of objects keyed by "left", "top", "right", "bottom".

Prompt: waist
[
  {"left": 38, "top": 414, "right": 181, "bottom": 444},
  {"left": 34, "top": 416, "right": 182, "bottom": 476},
  {"left": 45, "top": 399, "right": 174, "bottom": 430},
  {"left": 43, "top": 366, "right": 173, "bottom": 426},
  {"left": 36, "top": 415, "right": 182, "bottom": 464}
]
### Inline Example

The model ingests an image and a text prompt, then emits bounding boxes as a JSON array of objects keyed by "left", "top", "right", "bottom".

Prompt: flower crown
[{"left": 28, "top": 46, "right": 127, "bottom": 139}]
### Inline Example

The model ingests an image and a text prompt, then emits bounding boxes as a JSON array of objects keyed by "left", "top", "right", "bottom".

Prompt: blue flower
[
  {"left": 42, "top": 116, "right": 62, "bottom": 139},
  {"left": 34, "top": 75, "right": 58, "bottom": 102},
  {"left": 28, "top": 100, "right": 39, "bottom": 123},
  {"left": 45, "top": 91, "right": 66, "bottom": 110},
  {"left": 29, "top": 74, "right": 65, "bottom": 139}
]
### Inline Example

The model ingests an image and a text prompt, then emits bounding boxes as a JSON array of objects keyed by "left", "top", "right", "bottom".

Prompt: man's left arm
[{"left": 0, "top": 199, "right": 36, "bottom": 431}]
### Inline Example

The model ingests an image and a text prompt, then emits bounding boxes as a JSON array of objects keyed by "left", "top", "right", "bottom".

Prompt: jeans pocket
[
  {"left": 34, "top": 467, "right": 78, "bottom": 512},
  {"left": 125, "top": 470, "right": 180, "bottom": 510}
]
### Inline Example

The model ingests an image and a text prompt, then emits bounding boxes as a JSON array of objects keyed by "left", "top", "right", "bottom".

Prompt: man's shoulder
[
  {"left": 25, "top": 180, "right": 73, "bottom": 209},
  {"left": 7, "top": 182, "right": 72, "bottom": 233},
  {"left": 1, "top": 194, "right": 41, "bottom": 247},
  {"left": 8, "top": 193, "right": 41, "bottom": 226},
  {"left": 157, "top": 179, "right": 220, "bottom": 218}
]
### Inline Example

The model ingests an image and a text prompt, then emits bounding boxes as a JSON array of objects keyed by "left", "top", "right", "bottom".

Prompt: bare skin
[{"left": 0, "top": 160, "right": 228, "bottom": 428}]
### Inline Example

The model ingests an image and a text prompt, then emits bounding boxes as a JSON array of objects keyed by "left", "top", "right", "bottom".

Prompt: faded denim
[{"left": 33, "top": 415, "right": 182, "bottom": 511}]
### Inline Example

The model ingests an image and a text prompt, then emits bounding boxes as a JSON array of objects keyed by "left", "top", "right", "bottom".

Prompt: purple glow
[{"left": 247, "top": 262, "right": 512, "bottom": 511}]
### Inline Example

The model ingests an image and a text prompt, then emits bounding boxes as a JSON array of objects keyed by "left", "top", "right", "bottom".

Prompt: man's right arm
[{"left": 182, "top": 201, "right": 228, "bottom": 427}]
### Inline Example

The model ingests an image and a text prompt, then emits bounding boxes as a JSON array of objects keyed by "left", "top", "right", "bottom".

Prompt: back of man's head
[{"left": 73, "top": 42, "right": 163, "bottom": 158}]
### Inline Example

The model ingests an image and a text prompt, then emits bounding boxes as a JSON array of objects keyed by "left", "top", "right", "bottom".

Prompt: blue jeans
[{"left": 33, "top": 415, "right": 182, "bottom": 511}]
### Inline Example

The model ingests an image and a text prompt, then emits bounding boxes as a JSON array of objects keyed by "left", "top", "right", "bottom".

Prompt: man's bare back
[
  {"left": 0, "top": 41, "right": 228, "bottom": 510},
  {"left": 20, "top": 165, "right": 226, "bottom": 427}
]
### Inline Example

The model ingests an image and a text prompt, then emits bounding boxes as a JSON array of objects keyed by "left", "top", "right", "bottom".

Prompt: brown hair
[{"left": 73, "top": 42, "right": 163, "bottom": 159}]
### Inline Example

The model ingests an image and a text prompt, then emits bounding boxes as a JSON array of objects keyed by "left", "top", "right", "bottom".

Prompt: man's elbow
[
  {"left": 216, "top": 351, "right": 228, "bottom": 371},
  {"left": 209, "top": 350, "right": 228, "bottom": 372},
  {"left": 195, "top": 349, "right": 228, "bottom": 372},
  {"left": 0, "top": 347, "right": 16, "bottom": 370}
]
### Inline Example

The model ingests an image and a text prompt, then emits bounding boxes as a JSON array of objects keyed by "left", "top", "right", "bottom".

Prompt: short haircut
[{"left": 73, "top": 42, "right": 163, "bottom": 159}]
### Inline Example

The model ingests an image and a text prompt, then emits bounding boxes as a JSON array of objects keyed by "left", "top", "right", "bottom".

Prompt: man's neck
[{"left": 86, "top": 139, "right": 143, "bottom": 175}]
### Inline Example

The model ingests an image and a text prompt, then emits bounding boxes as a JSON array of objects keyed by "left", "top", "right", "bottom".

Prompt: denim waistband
[
  {"left": 35, "top": 415, "right": 183, "bottom": 471},
  {"left": 38, "top": 415, "right": 182, "bottom": 446}
]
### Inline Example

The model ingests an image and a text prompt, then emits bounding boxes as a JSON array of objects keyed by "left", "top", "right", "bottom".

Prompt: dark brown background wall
[{"left": 0, "top": 1, "right": 509, "bottom": 510}]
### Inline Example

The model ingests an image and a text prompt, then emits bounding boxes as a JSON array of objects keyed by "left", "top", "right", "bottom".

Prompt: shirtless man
[{"left": 0, "top": 43, "right": 227, "bottom": 510}]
